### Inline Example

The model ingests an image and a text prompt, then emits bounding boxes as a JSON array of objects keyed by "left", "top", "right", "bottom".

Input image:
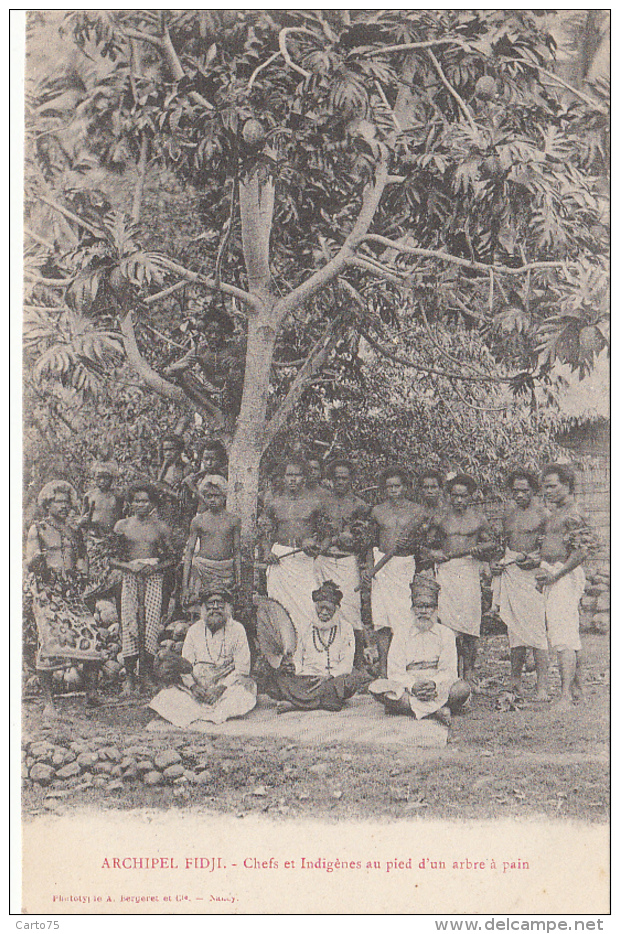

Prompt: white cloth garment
[
  {"left": 369, "top": 619, "right": 458, "bottom": 719},
  {"left": 494, "top": 549, "right": 548, "bottom": 651},
  {"left": 541, "top": 560, "right": 585, "bottom": 652},
  {"left": 436, "top": 555, "right": 482, "bottom": 637},
  {"left": 371, "top": 548, "right": 416, "bottom": 633},
  {"left": 315, "top": 553, "right": 362, "bottom": 631},
  {"left": 295, "top": 613, "right": 355, "bottom": 678},
  {"left": 149, "top": 618, "right": 256, "bottom": 726},
  {"left": 266, "top": 542, "right": 318, "bottom": 637}
]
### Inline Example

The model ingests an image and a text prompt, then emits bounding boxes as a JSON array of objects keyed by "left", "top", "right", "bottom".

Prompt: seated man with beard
[
  {"left": 149, "top": 585, "right": 257, "bottom": 727},
  {"left": 259, "top": 581, "right": 368, "bottom": 712},
  {"left": 369, "top": 575, "right": 470, "bottom": 726}
]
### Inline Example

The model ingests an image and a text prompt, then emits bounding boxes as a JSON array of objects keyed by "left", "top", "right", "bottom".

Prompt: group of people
[{"left": 24, "top": 436, "right": 596, "bottom": 729}]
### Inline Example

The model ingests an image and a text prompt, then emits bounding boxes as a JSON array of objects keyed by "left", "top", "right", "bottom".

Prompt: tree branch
[
  {"left": 160, "top": 25, "right": 214, "bottom": 110},
  {"left": 36, "top": 193, "right": 102, "bottom": 238},
  {"left": 511, "top": 57, "right": 608, "bottom": 114},
  {"left": 150, "top": 256, "right": 262, "bottom": 313},
  {"left": 263, "top": 314, "right": 346, "bottom": 448},
  {"left": 357, "top": 235, "right": 567, "bottom": 276},
  {"left": 273, "top": 149, "right": 391, "bottom": 322},
  {"left": 131, "top": 134, "right": 148, "bottom": 222},
  {"left": 248, "top": 51, "right": 281, "bottom": 91},
  {"left": 346, "top": 256, "right": 407, "bottom": 287},
  {"left": 427, "top": 48, "right": 480, "bottom": 137},
  {"left": 278, "top": 28, "right": 313, "bottom": 80},
  {"left": 117, "top": 310, "right": 197, "bottom": 411},
  {"left": 122, "top": 27, "right": 164, "bottom": 50}
]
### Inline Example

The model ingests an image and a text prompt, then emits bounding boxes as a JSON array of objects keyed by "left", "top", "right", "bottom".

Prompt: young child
[{"left": 181, "top": 476, "right": 240, "bottom": 601}]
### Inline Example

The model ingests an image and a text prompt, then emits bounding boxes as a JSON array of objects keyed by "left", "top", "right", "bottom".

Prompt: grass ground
[{"left": 21, "top": 632, "right": 609, "bottom": 824}]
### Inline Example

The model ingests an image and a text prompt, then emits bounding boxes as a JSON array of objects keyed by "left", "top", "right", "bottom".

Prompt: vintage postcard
[{"left": 15, "top": 8, "right": 610, "bottom": 920}]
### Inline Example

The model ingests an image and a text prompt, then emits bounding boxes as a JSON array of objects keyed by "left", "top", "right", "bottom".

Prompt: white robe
[
  {"left": 437, "top": 555, "right": 482, "bottom": 637},
  {"left": 266, "top": 542, "right": 318, "bottom": 637},
  {"left": 295, "top": 614, "right": 355, "bottom": 677},
  {"left": 149, "top": 618, "right": 256, "bottom": 726},
  {"left": 371, "top": 548, "right": 416, "bottom": 633},
  {"left": 369, "top": 620, "right": 458, "bottom": 718},
  {"left": 494, "top": 549, "right": 548, "bottom": 651},
  {"left": 314, "top": 553, "right": 362, "bottom": 631}
]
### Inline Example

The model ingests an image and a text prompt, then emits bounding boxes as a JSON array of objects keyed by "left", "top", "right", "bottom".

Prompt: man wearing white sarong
[
  {"left": 150, "top": 586, "right": 256, "bottom": 727},
  {"left": 370, "top": 576, "right": 470, "bottom": 724},
  {"left": 361, "top": 468, "right": 425, "bottom": 677},
  {"left": 264, "top": 458, "right": 325, "bottom": 638},
  {"left": 431, "top": 474, "right": 496, "bottom": 686},
  {"left": 491, "top": 469, "right": 549, "bottom": 700},
  {"left": 538, "top": 464, "right": 597, "bottom": 710},
  {"left": 315, "top": 459, "right": 370, "bottom": 667}
]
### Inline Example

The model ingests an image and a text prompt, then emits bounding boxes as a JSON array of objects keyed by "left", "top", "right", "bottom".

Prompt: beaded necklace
[
  {"left": 312, "top": 625, "right": 337, "bottom": 673},
  {"left": 203, "top": 622, "right": 227, "bottom": 664}
]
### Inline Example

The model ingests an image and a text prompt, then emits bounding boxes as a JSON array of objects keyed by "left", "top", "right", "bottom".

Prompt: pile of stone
[
  {"left": 580, "top": 567, "right": 610, "bottom": 634},
  {"left": 22, "top": 735, "right": 217, "bottom": 794}
]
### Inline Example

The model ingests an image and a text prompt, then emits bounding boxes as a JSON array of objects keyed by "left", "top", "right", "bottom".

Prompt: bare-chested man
[
  {"left": 26, "top": 482, "right": 102, "bottom": 717},
  {"left": 182, "top": 476, "right": 240, "bottom": 602},
  {"left": 538, "top": 464, "right": 596, "bottom": 709},
  {"left": 432, "top": 474, "right": 496, "bottom": 686},
  {"left": 491, "top": 470, "right": 549, "bottom": 700},
  {"left": 415, "top": 469, "right": 446, "bottom": 573},
  {"left": 315, "top": 459, "right": 370, "bottom": 666},
  {"left": 361, "top": 468, "right": 426, "bottom": 677},
  {"left": 113, "top": 484, "right": 174, "bottom": 692},
  {"left": 263, "top": 458, "right": 325, "bottom": 635}
]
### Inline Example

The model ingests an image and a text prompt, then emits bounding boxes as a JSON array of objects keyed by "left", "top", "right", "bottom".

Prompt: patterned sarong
[
  {"left": 315, "top": 553, "right": 362, "bottom": 631},
  {"left": 120, "top": 560, "right": 164, "bottom": 658},
  {"left": 29, "top": 571, "right": 101, "bottom": 672},
  {"left": 542, "top": 560, "right": 585, "bottom": 652},
  {"left": 188, "top": 555, "right": 235, "bottom": 598},
  {"left": 494, "top": 549, "right": 547, "bottom": 651},
  {"left": 436, "top": 555, "right": 482, "bottom": 637},
  {"left": 371, "top": 548, "right": 416, "bottom": 633}
]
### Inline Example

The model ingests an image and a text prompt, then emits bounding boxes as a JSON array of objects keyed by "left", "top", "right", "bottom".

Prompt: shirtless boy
[
  {"left": 491, "top": 470, "right": 549, "bottom": 699},
  {"left": 316, "top": 459, "right": 370, "bottom": 665},
  {"left": 433, "top": 474, "right": 496, "bottom": 686},
  {"left": 79, "top": 463, "right": 123, "bottom": 537},
  {"left": 539, "top": 464, "right": 595, "bottom": 709},
  {"left": 415, "top": 469, "right": 445, "bottom": 573},
  {"left": 182, "top": 476, "right": 240, "bottom": 601},
  {"left": 361, "top": 468, "right": 426, "bottom": 677},
  {"left": 113, "top": 484, "right": 174, "bottom": 692},
  {"left": 263, "top": 458, "right": 325, "bottom": 635}
]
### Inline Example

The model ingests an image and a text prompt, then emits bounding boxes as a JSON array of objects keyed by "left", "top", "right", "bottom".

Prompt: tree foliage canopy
[{"left": 24, "top": 10, "right": 609, "bottom": 503}]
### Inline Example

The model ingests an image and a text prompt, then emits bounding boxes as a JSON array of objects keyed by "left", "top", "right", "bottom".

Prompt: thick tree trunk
[{"left": 227, "top": 313, "right": 277, "bottom": 619}]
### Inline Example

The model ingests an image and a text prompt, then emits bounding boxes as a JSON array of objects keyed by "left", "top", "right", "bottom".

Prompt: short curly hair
[
  {"left": 445, "top": 473, "right": 478, "bottom": 494},
  {"left": 379, "top": 466, "right": 411, "bottom": 489},
  {"left": 541, "top": 463, "right": 576, "bottom": 494},
  {"left": 507, "top": 468, "right": 540, "bottom": 493}
]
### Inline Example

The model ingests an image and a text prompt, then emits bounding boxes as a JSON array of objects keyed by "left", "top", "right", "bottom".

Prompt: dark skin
[
  {"left": 539, "top": 473, "right": 588, "bottom": 708},
  {"left": 182, "top": 488, "right": 241, "bottom": 600},
  {"left": 113, "top": 492, "right": 174, "bottom": 693},
  {"left": 263, "top": 465, "right": 324, "bottom": 559},
  {"left": 431, "top": 483, "right": 496, "bottom": 684},
  {"left": 190, "top": 596, "right": 235, "bottom": 705},
  {"left": 321, "top": 466, "right": 368, "bottom": 555},
  {"left": 26, "top": 491, "right": 99, "bottom": 717},
  {"left": 79, "top": 473, "right": 123, "bottom": 537},
  {"left": 490, "top": 478, "right": 549, "bottom": 700},
  {"left": 362, "top": 475, "right": 425, "bottom": 678}
]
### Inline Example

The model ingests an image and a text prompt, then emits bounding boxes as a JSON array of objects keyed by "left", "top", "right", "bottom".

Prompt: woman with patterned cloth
[{"left": 25, "top": 481, "right": 102, "bottom": 718}]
